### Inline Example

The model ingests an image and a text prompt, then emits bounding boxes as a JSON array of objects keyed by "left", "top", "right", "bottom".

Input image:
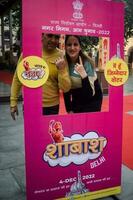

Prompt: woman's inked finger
[{"left": 79, "top": 56, "right": 83, "bottom": 65}]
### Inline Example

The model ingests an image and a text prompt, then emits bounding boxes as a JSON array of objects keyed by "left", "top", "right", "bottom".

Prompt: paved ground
[{"left": 0, "top": 69, "right": 133, "bottom": 200}]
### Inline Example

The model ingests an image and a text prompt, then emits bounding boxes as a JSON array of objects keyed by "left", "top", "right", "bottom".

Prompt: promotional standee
[{"left": 19, "top": 0, "right": 128, "bottom": 199}]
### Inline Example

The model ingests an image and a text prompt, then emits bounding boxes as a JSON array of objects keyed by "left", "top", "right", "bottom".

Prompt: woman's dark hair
[{"left": 65, "top": 35, "right": 95, "bottom": 68}]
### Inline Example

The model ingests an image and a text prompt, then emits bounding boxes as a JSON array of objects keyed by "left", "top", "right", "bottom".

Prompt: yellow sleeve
[
  {"left": 10, "top": 54, "right": 23, "bottom": 107},
  {"left": 58, "top": 65, "right": 71, "bottom": 93}
]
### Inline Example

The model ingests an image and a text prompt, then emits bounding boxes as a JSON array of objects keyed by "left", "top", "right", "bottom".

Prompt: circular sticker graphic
[
  {"left": 17, "top": 56, "right": 49, "bottom": 88},
  {"left": 104, "top": 58, "right": 129, "bottom": 86}
]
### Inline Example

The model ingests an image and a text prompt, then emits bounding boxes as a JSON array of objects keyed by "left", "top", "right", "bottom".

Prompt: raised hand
[
  {"left": 55, "top": 55, "right": 66, "bottom": 70},
  {"left": 74, "top": 56, "right": 87, "bottom": 79},
  {"left": 10, "top": 106, "right": 19, "bottom": 120}
]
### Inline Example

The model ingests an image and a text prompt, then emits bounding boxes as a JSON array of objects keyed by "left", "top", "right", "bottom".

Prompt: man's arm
[
  {"left": 58, "top": 68, "right": 71, "bottom": 92},
  {"left": 10, "top": 55, "right": 23, "bottom": 120},
  {"left": 55, "top": 56, "right": 71, "bottom": 92}
]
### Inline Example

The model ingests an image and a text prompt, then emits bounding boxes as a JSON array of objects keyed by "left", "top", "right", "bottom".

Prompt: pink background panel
[{"left": 22, "top": 0, "right": 124, "bottom": 199}]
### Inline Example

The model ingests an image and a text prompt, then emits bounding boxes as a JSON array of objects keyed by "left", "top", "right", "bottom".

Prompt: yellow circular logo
[
  {"left": 17, "top": 56, "right": 49, "bottom": 88},
  {"left": 104, "top": 58, "right": 129, "bottom": 86}
]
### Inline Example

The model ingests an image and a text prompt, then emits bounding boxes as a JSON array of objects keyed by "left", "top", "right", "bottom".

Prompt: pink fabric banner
[{"left": 22, "top": 0, "right": 124, "bottom": 199}]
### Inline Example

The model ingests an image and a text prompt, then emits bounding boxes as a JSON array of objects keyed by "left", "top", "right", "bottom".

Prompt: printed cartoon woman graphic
[{"left": 49, "top": 120, "right": 64, "bottom": 143}]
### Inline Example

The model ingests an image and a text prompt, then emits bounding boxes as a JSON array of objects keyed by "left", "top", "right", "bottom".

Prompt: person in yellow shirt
[{"left": 10, "top": 34, "right": 71, "bottom": 119}]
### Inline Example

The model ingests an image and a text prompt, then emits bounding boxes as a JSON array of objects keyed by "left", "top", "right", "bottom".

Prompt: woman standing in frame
[{"left": 64, "top": 35, "right": 103, "bottom": 114}]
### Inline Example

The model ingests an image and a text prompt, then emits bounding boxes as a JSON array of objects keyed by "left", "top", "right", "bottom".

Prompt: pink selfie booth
[{"left": 22, "top": 0, "right": 124, "bottom": 199}]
